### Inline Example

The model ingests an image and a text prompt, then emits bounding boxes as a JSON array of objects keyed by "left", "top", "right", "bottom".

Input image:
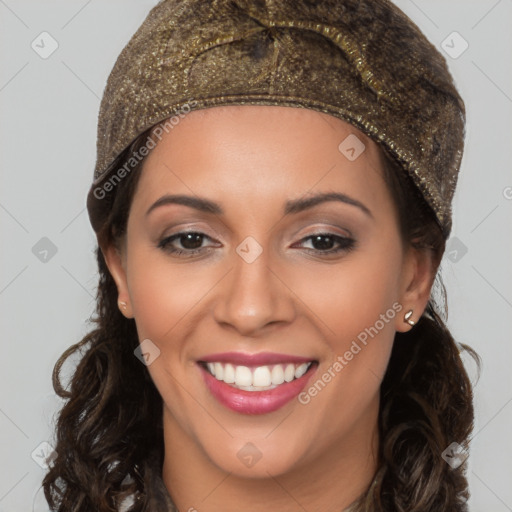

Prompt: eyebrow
[
  {"left": 284, "top": 192, "right": 372, "bottom": 218},
  {"left": 146, "top": 192, "right": 373, "bottom": 218}
]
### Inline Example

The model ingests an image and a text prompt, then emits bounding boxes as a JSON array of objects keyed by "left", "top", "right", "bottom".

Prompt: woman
[{"left": 43, "top": 0, "right": 479, "bottom": 510}]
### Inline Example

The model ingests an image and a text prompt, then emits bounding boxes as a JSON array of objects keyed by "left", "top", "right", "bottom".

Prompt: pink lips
[{"left": 198, "top": 352, "right": 317, "bottom": 415}]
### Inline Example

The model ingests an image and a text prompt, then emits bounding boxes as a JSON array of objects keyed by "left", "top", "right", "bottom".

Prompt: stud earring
[
  {"left": 404, "top": 309, "right": 415, "bottom": 326},
  {"left": 119, "top": 301, "right": 127, "bottom": 311}
]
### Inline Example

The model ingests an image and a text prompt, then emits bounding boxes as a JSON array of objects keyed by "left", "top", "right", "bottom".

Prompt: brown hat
[{"left": 87, "top": 0, "right": 465, "bottom": 238}]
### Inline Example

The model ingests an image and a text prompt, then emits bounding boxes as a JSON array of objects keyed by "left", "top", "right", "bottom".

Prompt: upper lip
[{"left": 198, "top": 352, "right": 315, "bottom": 366}]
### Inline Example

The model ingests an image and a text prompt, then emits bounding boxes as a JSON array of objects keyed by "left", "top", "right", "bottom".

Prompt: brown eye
[
  {"left": 176, "top": 232, "right": 204, "bottom": 249},
  {"left": 158, "top": 231, "right": 216, "bottom": 256},
  {"left": 294, "top": 233, "right": 355, "bottom": 255}
]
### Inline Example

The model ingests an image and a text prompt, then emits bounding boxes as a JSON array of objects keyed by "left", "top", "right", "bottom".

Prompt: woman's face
[{"left": 105, "top": 106, "right": 432, "bottom": 480}]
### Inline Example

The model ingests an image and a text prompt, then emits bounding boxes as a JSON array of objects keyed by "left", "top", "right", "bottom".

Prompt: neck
[{"left": 162, "top": 396, "right": 380, "bottom": 512}]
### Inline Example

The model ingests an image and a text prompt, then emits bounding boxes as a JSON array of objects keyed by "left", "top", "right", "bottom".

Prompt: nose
[{"left": 213, "top": 246, "right": 296, "bottom": 337}]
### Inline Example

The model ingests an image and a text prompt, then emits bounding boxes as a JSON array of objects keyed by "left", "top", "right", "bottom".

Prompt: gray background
[{"left": 1, "top": 1, "right": 511, "bottom": 510}]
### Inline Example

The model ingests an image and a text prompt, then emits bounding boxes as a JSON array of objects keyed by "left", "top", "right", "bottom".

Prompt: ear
[
  {"left": 101, "top": 240, "right": 134, "bottom": 318},
  {"left": 395, "top": 246, "right": 436, "bottom": 332}
]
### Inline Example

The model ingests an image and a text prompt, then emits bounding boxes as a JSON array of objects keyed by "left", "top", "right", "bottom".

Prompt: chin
[{"left": 204, "top": 436, "right": 308, "bottom": 479}]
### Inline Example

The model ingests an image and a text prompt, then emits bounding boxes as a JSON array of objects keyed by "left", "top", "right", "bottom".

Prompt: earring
[
  {"left": 404, "top": 309, "right": 415, "bottom": 326},
  {"left": 119, "top": 301, "right": 127, "bottom": 311}
]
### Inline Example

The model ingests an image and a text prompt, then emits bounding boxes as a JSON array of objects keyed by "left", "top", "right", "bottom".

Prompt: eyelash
[{"left": 157, "top": 231, "right": 356, "bottom": 257}]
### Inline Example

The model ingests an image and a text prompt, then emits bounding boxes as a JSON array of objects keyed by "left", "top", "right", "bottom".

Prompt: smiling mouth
[{"left": 199, "top": 361, "right": 316, "bottom": 391}]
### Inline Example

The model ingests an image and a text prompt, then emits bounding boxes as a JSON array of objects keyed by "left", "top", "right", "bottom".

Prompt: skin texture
[{"left": 103, "top": 106, "right": 435, "bottom": 512}]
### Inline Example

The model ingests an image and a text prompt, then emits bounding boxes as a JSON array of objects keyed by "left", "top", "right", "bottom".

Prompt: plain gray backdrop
[{"left": 1, "top": 1, "right": 511, "bottom": 510}]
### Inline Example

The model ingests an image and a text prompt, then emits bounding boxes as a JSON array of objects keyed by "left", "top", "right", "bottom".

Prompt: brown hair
[{"left": 43, "top": 126, "right": 479, "bottom": 511}]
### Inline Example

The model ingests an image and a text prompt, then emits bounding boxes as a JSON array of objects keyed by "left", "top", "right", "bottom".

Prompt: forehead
[{"left": 131, "top": 105, "right": 389, "bottom": 216}]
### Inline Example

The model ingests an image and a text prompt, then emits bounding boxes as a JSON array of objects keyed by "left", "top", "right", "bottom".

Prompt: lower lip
[{"left": 199, "top": 364, "right": 316, "bottom": 415}]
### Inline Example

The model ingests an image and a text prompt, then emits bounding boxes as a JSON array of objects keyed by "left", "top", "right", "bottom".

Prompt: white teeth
[
  {"left": 295, "top": 363, "right": 309, "bottom": 379},
  {"left": 223, "top": 363, "right": 235, "bottom": 384},
  {"left": 284, "top": 364, "right": 295, "bottom": 382},
  {"left": 271, "top": 365, "right": 285, "bottom": 385},
  {"left": 234, "top": 366, "right": 252, "bottom": 386},
  {"left": 205, "top": 361, "right": 313, "bottom": 390},
  {"left": 253, "top": 366, "right": 271, "bottom": 387},
  {"left": 214, "top": 362, "right": 224, "bottom": 381}
]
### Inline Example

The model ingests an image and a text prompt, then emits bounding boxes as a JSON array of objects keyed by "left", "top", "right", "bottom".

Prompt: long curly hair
[{"left": 43, "top": 126, "right": 480, "bottom": 512}]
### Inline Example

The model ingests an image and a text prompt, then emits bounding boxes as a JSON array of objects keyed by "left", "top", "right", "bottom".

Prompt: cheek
[
  {"left": 124, "top": 247, "right": 209, "bottom": 431},
  {"left": 292, "top": 235, "right": 403, "bottom": 414},
  {"left": 293, "top": 237, "right": 403, "bottom": 351},
  {"left": 125, "top": 246, "right": 210, "bottom": 341}
]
